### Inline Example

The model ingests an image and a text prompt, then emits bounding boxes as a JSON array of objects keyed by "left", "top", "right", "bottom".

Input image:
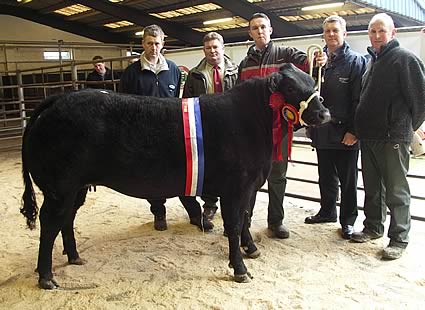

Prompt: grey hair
[
  {"left": 203, "top": 32, "right": 224, "bottom": 45},
  {"left": 143, "top": 24, "right": 165, "bottom": 41},
  {"left": 323, "top": 15, "right": 347, "bottom": 32},
  {"left": 369, "top": 13, "right": 395, "bottom": 30}
]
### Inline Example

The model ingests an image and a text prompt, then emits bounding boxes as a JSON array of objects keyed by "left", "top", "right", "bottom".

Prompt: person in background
[
  {"left": 86, "top": 55, "right": 116, "bottom": 90},
  {"left": 352, "top": 13, "right": 425, "bottom": 260},
  {"left": 238, "top": 12, "right": 327, "bottom": 239},
  {"left": 182, "top": 31, "right": 238, "bottom": 226},
  {"left": 119, "top": 24, "right": 211, "bottom": 232},
  {"left": 304, "top": 16, "right": 367, "bottom": 240}
]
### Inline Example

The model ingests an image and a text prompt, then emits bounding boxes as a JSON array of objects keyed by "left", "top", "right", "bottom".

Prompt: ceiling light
[
  {"left": 203, "top": 17, "right": 233, "bottom": 25},
  {"left": 135, "top": 31, "right": 144, "bottom": 36},
  {"left": 301, "top": 2, "right": 344, "bottom": 11}
]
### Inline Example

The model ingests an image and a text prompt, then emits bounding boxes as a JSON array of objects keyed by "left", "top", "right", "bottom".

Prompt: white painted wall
[
  {"left": 166, "top": 28, "right": 425, "bottom": 69},
  {"left": 0, "top": 15, "right": 99, "bottom": 43}
]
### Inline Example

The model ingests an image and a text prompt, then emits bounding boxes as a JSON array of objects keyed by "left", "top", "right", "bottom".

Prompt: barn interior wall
[
  {"left": 0, "top": 16, "right": 130, "bottom": 73},
  {"left": 0, "top": 15, "right": 424, "bottom": 74}
]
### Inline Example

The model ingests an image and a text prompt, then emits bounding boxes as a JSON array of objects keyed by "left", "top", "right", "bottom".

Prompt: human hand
[
  {"left": 315, "top": 52, "right": 328, "bottom": 67},
  {"left": 342, "top": 132, "right": 357, "bottom": 146}
]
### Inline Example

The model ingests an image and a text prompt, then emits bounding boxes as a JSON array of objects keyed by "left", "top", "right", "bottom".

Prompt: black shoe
[
  {"left": 190, "top": 217, "right": 214, "bottom": 232},
  {"left": 154, "top": 215, "right": 167, "bottom": 231},
  {"left": 305, "top": 214, "right": 337, "bottom": 224},
  {"left": 341, "top": 225, "right": 354, "bottom": 240},
  {"left": 268, "top": 224, "right": 290, "bottom": 239},
  {"left": 202, "top": 206, "right": 217, "bottom": 221},
  {"left": 351, "top": 229, "right": 383, "bottom": 243}
]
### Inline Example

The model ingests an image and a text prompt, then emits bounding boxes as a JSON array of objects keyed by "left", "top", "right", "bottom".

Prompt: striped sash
[{"left": 181, "top": 97, "right": 204, "bottom": 196}]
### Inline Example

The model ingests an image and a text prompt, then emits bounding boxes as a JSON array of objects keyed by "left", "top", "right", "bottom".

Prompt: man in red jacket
[{"left": 238, "top": 13, "right": 326, "bottom": 239}]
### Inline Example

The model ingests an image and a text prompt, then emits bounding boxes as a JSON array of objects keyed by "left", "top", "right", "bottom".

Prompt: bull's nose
[{"left": 318, "top": 109, "right": 331, "bottom": 123}]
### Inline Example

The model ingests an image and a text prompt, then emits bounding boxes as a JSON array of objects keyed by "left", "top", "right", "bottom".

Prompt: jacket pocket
[{"left": 328, "top": 122, "right": 346, "bottom": 144}]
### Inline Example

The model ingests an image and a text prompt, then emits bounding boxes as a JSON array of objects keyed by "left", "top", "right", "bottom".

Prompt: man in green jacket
[{"left": 182, "top": 32, "right": 238, "bottom": 227}]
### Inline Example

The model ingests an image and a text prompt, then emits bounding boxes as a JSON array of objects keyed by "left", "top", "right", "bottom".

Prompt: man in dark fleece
[{"left": 352, "top": 13, "right": 425, "bottom": 260}]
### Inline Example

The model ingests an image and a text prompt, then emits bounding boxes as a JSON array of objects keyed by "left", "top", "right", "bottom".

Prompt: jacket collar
[
  {"left": 324, "top": 41, "right": 350, "bottom": 64},
  {"left": 367, "top": 39, "right": 399, "bottom": 61},
  {"left": 140, "top": 52, "right": 169, "bottom": 73},
  {"left": 192, "top": 55, "right": 238, "bottom": 76},
  {"left": 247, "top": 41, "right": 274, "bottom": 59}
]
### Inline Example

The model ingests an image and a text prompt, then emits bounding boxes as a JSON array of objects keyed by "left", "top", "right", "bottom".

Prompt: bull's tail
[
  {"left": 21, "top": 159, "right": 37, "bottom": 229},
  {"left": 20, "top": 94, "right": 60, "bottom": 229}
]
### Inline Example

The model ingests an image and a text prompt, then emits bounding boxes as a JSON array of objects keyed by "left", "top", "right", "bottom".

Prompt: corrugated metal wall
[{"left": 357, "top": 0, "right": 425, "bottom": 22}]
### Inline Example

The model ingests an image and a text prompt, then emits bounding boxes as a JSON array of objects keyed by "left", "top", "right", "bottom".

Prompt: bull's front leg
[
  {"left": 241, "top": 191, "right": 260, "bottom": 259},
  {"left": 241, "top": 210, "right": 261, "bottom": 259},
  {"left": 221, "top": 196, "right": 252, "bottom": 283}
]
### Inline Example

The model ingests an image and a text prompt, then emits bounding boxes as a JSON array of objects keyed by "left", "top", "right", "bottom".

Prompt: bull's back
[{"left": 24, "top": 90, "right": 188, "bottom": 197}]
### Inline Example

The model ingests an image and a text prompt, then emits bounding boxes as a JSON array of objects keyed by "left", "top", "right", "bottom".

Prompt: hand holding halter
[{"left": 307, "top": 44, "right": 325, "bottom": 93}]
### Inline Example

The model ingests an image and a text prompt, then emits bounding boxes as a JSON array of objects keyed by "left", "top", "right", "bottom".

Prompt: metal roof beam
[
  {"left": 72, "top": 0, "right": 204, "bottom": 46},
  {"left": 211, "top": 0, "right": 309, "bottom": 37},
  {"left": 0, "top": 5, "right": 131, "bottom": 44}
]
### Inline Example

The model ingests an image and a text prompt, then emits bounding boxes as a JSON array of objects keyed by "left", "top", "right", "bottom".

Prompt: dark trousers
[
  {"left": 360, "top": 141, "right": 411, "bottom": 246},
  {"left": 316, "top": 149, "right": 359, "bottom": 225},
  {"left": 148, "top": 196, "right": 201, "bottom": 219},
  {"left": 250, "top": 135, "right": 288, "bottom": 226}
]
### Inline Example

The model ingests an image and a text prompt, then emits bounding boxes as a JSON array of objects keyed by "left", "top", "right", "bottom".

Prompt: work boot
[
  {"left": 382, "top": 244, "right": 405, "bottom": 260},
  {"left": 268, "top": 224, "right": 290, "bottom": 239}
]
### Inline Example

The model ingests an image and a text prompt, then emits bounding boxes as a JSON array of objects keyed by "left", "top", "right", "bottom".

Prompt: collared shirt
[
  {"left": 140, "top": 52, "right": 169, "bottom": 74},
  {"left": 202, "top": 62, "right": 224, "bottom": 94}
]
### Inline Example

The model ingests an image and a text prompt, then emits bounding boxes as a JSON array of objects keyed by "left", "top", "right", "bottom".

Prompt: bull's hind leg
[
  {"left": 221, "top": 194, "right": 252, "bottom": 283},
  {"left": 38, "top": 193, "right": 77, "bottom": 289},
  {"left": 61, "top": 187, "right": 88, "bottom": 265}
]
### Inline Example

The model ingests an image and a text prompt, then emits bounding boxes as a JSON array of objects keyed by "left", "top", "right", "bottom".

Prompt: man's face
[
  {"left": 323, "top": 21, "right": 346, "bottom": 52},
  {"left": 203, "top": 39, "right": 224, "bottom": 66},
  {"left": 368, "top": 20, "right": 396, "bottom": 53},
  {"left": 142, "top": 35, "right": 164, "bottom": 61},
  {"left": 248, "top": 17, "right": 272, "bottom": 50},
  {"left": 94, "top": 62, "right": 106, "bottom": 74}
]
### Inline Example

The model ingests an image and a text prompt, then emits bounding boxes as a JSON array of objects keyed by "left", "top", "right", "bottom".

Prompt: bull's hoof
[
  {"left": 242, "top": 245, "right": 261, "bottom": 259},
  {"left": 234, "top": 272, "right": 253, "bottom": 283},
  {"left": 69, "top": 257, "right": 86, "bottom": 265},
  {"left": 154, "top": 215, "right": 167, "bottom": 231},
  {"left": 39, "top": 278, "right": 59, "bottom": 289}
]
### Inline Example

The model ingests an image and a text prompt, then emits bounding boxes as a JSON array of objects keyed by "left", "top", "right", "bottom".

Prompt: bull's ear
[{"left": 267, "top": 72, "right": 282, "bottom": 93}]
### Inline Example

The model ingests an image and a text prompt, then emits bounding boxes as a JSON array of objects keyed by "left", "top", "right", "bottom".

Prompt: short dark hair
[
  {"left": 143, "top": 24, "right": 165, "bottom": 41},
  {"left": 249, "top": 12, "right": 271, "bottom": 26},
  {"left": 92, "top": 55, "right": 103, "bottom": 62}
]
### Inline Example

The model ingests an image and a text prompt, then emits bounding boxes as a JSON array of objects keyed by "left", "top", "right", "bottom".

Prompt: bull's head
[{"left": 267, "top": 63, "right": 330, "bottom": 126}]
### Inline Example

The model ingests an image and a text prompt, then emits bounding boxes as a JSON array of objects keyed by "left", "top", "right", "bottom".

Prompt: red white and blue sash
[{"left": 182, "top": 97, "right": 204, "bottom": 196}]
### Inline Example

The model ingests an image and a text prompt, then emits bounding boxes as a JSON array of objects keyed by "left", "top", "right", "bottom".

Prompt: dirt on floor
[{"left": 0, "top": 150, "right": 424, "bottom": 309}]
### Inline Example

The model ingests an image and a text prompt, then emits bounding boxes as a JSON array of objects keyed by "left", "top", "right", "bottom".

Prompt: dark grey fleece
[{"left": 355, "top": 39, "right": 425, "bottom": 143}]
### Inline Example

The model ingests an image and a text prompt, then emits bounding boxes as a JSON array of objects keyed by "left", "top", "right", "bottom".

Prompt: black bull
[{"left": 21, "top": 63, "right": 330, "bottom": 289}]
